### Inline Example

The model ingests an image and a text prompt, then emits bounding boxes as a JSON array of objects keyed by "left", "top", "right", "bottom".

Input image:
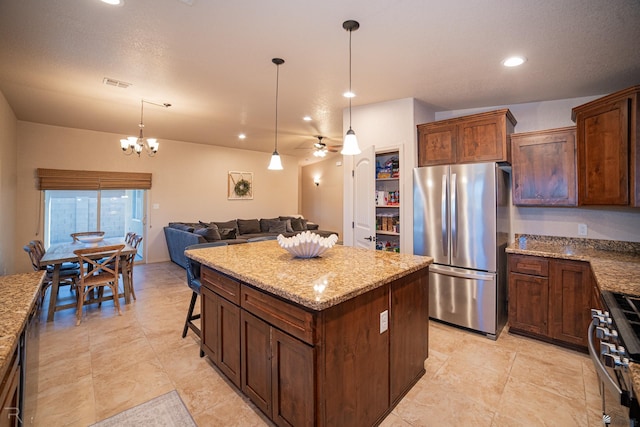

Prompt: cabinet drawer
[
  {"left": 202, "top": 267, "right": 241, "bottom": 305},
  {"left": 509, "top": 254, "right": 549, "bottom": 277},
  {"left": 241, "top": 286, "right": 316, "bottom": 345}
]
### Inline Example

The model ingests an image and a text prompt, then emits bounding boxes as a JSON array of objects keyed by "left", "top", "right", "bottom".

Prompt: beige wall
[
  {"left": 14, "top": 121, "right": 299, "bottom": 273},
  {"left": 0, "top": 91, "right": 17, "bottom": 275},
  {"left": 300, "top": 157, "right": 344, "bottom": 237}
]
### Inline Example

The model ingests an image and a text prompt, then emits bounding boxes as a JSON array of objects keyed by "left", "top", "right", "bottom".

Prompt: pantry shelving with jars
[{"left": 375, "top": 150, "right": 401, "bottom": 252}]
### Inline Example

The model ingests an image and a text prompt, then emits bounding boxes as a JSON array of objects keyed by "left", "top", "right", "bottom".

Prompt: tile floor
[{"left": 34, "top": 261, "right": 603, "bottom": 426}]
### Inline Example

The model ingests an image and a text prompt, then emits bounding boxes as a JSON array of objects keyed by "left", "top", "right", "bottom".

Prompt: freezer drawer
[{"left": 429, "top": 265, "right": 497, "bottom": 336}]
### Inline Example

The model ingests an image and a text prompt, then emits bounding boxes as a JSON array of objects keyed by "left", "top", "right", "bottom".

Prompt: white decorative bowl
[
  {"left": 277, "top": 231, "right": 338, "bottom": 258},
  {"left": 76, "top": 235, "right": 104, "bottom": 245}
]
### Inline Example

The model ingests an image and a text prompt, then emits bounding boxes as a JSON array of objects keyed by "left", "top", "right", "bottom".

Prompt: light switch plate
[
  {"left": 578, "top": 223, "right": 588, "bottom": 236},
  {"left": 380, "top": 310, "right": 388, "bottom": 334}
]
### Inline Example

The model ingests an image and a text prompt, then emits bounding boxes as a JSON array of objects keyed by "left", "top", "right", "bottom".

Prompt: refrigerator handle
[
  {"left": 451, "top": 172, "right": 457, "bottom": 258},
  {"left": 441, "top": 174, "right": 448, "bottom": 257}
]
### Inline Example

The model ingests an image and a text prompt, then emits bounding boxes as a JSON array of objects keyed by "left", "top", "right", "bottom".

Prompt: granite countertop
[
  {"left": 186, "top": 241, "right": 433, "bottom": 311},
  {"left": 0, "top": 271, "right": 44, "bottom": 383},
  {"left": 506, "top": 234, "right": 640, "bottom": 296},
  {"left": 506, "top": 234, "right": 640, "bottom": 392}
]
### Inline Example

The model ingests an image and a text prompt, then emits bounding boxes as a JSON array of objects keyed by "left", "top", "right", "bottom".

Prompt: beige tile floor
[{"left": 34, "top": 261, "right": 603, "bottom": 426}]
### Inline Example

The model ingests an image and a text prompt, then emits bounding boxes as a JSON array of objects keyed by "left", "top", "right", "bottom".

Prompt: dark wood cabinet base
[{"left": 201, "top": 266, "right": 430, "bottom": 426}]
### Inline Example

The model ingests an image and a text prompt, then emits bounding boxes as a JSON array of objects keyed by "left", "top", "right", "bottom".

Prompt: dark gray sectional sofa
[{"left": 164, "top": 217, "right": 339, "bottom": 268}]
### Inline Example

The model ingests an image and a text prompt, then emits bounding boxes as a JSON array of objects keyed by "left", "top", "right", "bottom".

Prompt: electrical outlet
[
  {"left": 380, "top": 310, "right": 388, "bottom": 334},
  {"left": 578, "top": 223, "right": 588, "bottom": 236}
]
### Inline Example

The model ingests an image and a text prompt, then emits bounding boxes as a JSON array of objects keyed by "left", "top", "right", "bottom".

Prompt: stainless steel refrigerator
[{"left": 413, "top": 162, "right": 510, "bottom": 339}]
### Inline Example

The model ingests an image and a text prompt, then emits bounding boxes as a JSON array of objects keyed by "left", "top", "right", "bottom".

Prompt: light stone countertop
[
  {"left": 0, "top": 271, "right": 44, "bottom": 384},
  {"left": 186, "top": 241, "right": 433, "bottom": 311},
  {"left": 505, "top": 234, "right": 640, "bottom": 296}
]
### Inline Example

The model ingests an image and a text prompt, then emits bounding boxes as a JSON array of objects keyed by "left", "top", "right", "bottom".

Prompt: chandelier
[{"left": 120, "top": 99, "right": 170, "bottom": 157}]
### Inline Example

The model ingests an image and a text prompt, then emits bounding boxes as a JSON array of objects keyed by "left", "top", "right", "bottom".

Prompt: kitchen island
[{"left": 186, "top": 241, "right": 432, "bottom": 427}]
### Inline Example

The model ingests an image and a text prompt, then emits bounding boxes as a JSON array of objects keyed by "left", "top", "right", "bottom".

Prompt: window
[{"left": 43, "top": 189, "right": 146, "bottom": 261}]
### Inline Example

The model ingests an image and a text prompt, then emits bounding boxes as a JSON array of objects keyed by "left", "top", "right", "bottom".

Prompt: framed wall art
[{"left": 228, "top": 171, "right": 254, "bottom": 200}]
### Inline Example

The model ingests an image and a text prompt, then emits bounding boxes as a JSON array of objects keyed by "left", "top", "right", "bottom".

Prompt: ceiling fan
[{"left": 311, "top": 136, "right": 341, "bottom": 157}]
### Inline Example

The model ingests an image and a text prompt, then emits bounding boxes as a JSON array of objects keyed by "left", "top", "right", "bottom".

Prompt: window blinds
[{"left": 36, "top": 169, "right": 152, "bottom": 190}]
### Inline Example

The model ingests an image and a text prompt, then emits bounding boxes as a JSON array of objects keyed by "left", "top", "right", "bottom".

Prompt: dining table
[{"left": 39, "top": 237, "right": 137, "bottom": 322}]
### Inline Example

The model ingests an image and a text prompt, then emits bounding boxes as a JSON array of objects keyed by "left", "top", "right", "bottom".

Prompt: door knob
[{"left": 364, "top": 236, "right": 375, "bottom": 241}]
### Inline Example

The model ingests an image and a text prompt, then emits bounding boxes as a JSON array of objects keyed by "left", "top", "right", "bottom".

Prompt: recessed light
[
  {"left": 343, "top": 91, "right": 355, "bottom": 98},
  {"left": 100, "top": 0, "right": 123, "bottom": 5},
  {"left": 303, "top": 116, "right": 312, "bottom": 121},
  {"left": 502, "top": 56, "right": 526, "bottom": 67},
  {"left": 238, "top": 133, "right": 246, "bottom": 140}
]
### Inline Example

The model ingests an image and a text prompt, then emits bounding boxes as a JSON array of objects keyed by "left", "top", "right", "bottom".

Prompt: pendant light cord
[
  {"left": 348, "top": 27, "right": 352, "bottom": 128},
  {"left": 274, "top": 63, "right": 279, "bottom": 152}
]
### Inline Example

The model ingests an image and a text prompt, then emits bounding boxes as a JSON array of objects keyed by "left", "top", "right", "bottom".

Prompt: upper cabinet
[
  {"left": 572, "top": 85, "right": 640, "bottom": 207},
  {"left": 417, "top": 109, "right": 517, "bottom": 166},
  {"left": 511, "top": 126, "right": 577, "bottom": 206}
]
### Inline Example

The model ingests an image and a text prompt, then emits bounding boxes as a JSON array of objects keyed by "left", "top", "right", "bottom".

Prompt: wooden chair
[
  {"left": 125, "top": 232, "right": 136, "bottom": 245},
  {"left": 23, "top": 243, "right": 79, "bottom": 303},
  {"left": 31, "top": 239, "right": 80, "bottom": 271},
  {"left": 183, "top": 241, "right": 228, "bottom": 357},
  {"left": 71, "top": 231, "right": 105, "bottom": 242},
  {"left": 73, "top": 244, "right": 124, "bottom": 326},
  {"left": 108, "top": 234, "right": 142, "bottom": 301}
]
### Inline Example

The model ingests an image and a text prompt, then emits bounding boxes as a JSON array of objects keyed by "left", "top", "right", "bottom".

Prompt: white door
[{"left": 353, "top": 146, "right": 376, "bottom": 249}]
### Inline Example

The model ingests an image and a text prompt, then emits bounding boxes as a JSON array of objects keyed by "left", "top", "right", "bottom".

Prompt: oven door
[{"left": 588, "top": 321, "right": 634, "bottom": 426}]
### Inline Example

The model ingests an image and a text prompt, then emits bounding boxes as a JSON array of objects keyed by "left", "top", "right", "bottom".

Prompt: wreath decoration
[{"left": 234, "top": 178, "right": 251, "bottom": 197}]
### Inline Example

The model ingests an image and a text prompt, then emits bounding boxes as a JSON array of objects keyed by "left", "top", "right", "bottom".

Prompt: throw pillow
[
  {"left": 284, "top": 219, "right": 294, "bottom": 233},
  {"left": 194, "top": 226, "right": 221, "bottom": 242},
  {"left": 306, "top": 222, "right": 319, "bottom": 230},
  {"left": 268, "top": 222, "right": 287, "bottom": 233},
  {"left": 237, "top": 218, "right": 261, "bottom": 235},
  {"left": 170, "top": 223, "right": 195, "bottom": 233},
  {"left": 219, "top": 228, "right": 237, "bottom": 240},
  {"left": 290, "top": 217, "right": 305, "bottom": 231},
  {"left": 214, "top": 220, "right": 238, "bottom": 234},
  {"left": 260, "top": 217, "right": 280, "bottom": 233}
]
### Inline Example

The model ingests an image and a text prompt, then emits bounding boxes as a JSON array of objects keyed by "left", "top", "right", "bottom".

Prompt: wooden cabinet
[
  {"left": 201, "top": 269, "right": 241, "bottom": 387},
  {"left": 417, "top": 109, "right": 516, "bottom": 166},
  {"left": 200, "top": 263, "right": 429, "bottom": 426},
  {"left": 508, "top": 255, "right": 549, "bottom": 335},
  {"left": 508, "top": 254, "right": 592, "bottom": 349},
  {"left": 549, "top": 260, "right": 592, "bottom": 347},
  {"left": 0, "top": 351, "right": 19, "bottom": 427},
  {"left": 511, "top": 127, "right": 577, "bottom": 206},
  {"left": 572, "top": 85, "right": 640, "bottom": 206},
  {"left": 240, "top": 289, "right": 315, "bottom": 427}
]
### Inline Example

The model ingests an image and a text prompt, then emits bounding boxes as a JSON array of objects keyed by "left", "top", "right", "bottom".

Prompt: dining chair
[
  {"left": 183, "top": 241, "right": 228, "bottom": 357},
  {"left": 31, "top": 239, "right": 80, "bottom": 271},
  {"left": 71, "top": 231, "right": 105, "bottom": 242},
  {"left": 73, "top": 244, "right": 124, "bottom": 326},
  {"left": 125, "top": 232, "right": 136, "bottom": 245},
  {"left": 108, "top": 234, "right": 142, "bottom": 301},
  {"left": 23, "top": 243, "right": 79, "bottom": 304}
]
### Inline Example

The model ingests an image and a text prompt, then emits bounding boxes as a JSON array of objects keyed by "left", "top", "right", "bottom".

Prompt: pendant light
[
  {"left": 341, "top": 20, "right": 361, "bottom": 156},
  {"left": 268, "top": 58, "right": 285, "bottom": 170}
]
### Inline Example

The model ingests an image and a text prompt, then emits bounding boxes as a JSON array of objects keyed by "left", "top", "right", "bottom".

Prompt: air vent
[{"left": 102, "top": 77, "right": 132, "bottom": 89}]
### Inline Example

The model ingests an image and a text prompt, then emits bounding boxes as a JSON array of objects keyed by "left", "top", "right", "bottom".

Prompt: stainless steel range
[{"left": 590, "top": 291, "right": 640, "bottom": 426}]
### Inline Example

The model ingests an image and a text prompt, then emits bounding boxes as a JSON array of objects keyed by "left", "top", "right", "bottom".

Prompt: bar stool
[{"left": 183, "top": 241, "right": 228, "bottom": 357}]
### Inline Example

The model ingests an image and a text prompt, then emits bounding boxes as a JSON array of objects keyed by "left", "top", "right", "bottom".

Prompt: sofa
[{"left": 164, "top": 216, "right": 339, "bottom": 268}]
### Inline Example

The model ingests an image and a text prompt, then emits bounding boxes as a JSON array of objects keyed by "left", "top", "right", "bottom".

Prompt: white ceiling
[{"left": 1, "top": 0, "right": 639, "bottom": 165}]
